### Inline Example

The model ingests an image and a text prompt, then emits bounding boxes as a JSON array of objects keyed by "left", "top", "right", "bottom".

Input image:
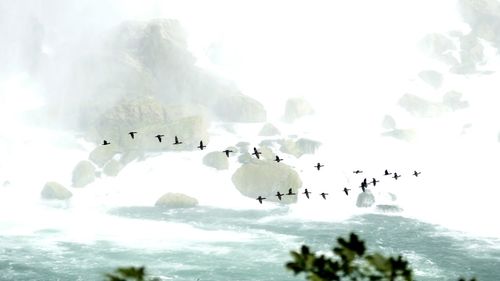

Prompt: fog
[{"left": 1, "top": 0, "right": 500, "bottom": 251}]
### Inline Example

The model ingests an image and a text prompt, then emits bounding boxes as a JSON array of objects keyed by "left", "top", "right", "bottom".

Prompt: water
[{"left": 2, "top": 208, "right": 499, "bottom": 280}]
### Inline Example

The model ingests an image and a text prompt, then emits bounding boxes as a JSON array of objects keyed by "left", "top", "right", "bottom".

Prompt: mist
[{"left": 1, "top": 0, "right": 500, "bottom": 280}]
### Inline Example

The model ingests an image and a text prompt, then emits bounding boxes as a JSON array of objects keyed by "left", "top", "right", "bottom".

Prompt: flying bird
[
  {"left": 353, "top": 170, "right": 363, "bottom": 174},
  {"left": 320, "top": 192, "right": 328, "bottom": 200},
  {"left": 413, "top": 171, "right": 421, "bottom": 177},
  {"left": 343, "top": 187, "right": 351, "bottom": 196},
  {"left": 303, "top": 188, "right": 311, "bottom": 199},
  {"left": 384, "top": 169, "right": 393, "bottom": 176},
  {"left": 173, "top": 136, "right": 182, "bottom": 145},
  {"left": 155, "top": 134, "right": 164, "bottom": 143},
  {"left": 370, "top": 178, "right": 380, "bottom": 186},
  {"left": 274, "top": 155, "right": 283, "bottom": 163},
  {"left": 315, "top": 163, "right": 324, "bottom": 171},
  {"left": 393, "top": 173, "right": 401, "bottom": 180},
  {"left": 128, "top": 132, "right": 137, "bottom": 139},
  {"left": 256, "top": 196, "right": 266, "bottom": 204},
  {"left": 275, "top": 191, "right": 284, "bottom": 201},
  {"left": 197, "top": 140, "right": 206, "bottom": 150},
  {"left": 286, "top": 188, "right": 296, "bottom": 196},
  {"left": 222, "top": 149, "right": 233, "bottom": 157},
  {"left": 102, "top": 140, "right": 110, "bottom": 145},
  {"left": 252, "top": 147, "right": 262, "bottom": 159}
]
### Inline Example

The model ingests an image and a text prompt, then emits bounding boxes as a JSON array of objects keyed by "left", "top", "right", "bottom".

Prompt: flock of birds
[{"left": 101, "top": 132, "right": 422, "bottom": 205}]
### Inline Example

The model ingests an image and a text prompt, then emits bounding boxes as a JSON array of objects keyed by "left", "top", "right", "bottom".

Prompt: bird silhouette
[
  {"left": 393, "top": 173, "right": 401, "bottom": 180},
  {"left": 276, "top": 191, "right": 284, "bottom": 201},
  {"left": 274, "top": 155, "right": 283, "bottom": 163},
  {"left": 173, "top": 136, "right": 182, "bottom": 145},
  {"left": 222, "top": 149, "right": 233, "bottom": 157},
  {"left": 343, "top": 187, "right": 351, "bottom": 196},
  {"left": 197, "top": 140, "right": 206, "bottom": 150},
  {"left": 155, "top": 134, "right": 164, "bottom": 143},
  {"left": 353, "top": 170, "right": 363, "bottom": 174},
  {"left": 128, "top": 132, "right": 137, "bottom": 139},
  {"left": 257, "top": 196, "right": 266, "bottom": 204},
  {"left": 413, "top": 171, "right": 421, "bottom": 177},
  {"left": 252, "top": 147, "right": 262, "bottom": 159},
  {"left": 320, "top": 192, "right": 328, "bottom": 200},
  {"left": 102, "top": 140, "right": 110, "bottom": 145},
  {"left": 315, "top": 163, "right": 324, "bottom": 171},
  {"left": 286, "top": 188, "right": 296, "bottom": 195},
  {"left": 303, "top": 188, "right": 311, "bottom": 199}
]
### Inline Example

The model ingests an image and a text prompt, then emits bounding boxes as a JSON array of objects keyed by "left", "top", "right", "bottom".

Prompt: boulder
[
  {"left": 442, "top": 91, "right": 469, "bottom": 111},
  {"left": 284, "top": 98, "right": 314, "bottom": 122},
  {"left": 398, "top": 94, "right": 443, "bottom": 118},
  {"left": 155, "top": 192, "right": 198, "bottom": 208},
  {"left": 231, "top": 161, "right": 302, "bottom": 204},
  {"left": 418, "top": 33, "right": 458, "bottom": 66},
  {"left": 89, "top": 145, "right": 119, "bottom": 167},
  {"left": 279, "top": 138, "right": 321, "bottom": 158},
  {"left": 418, "top": 70, "right": 443, "bottom": 89},
  {"left": 41, "top": 182, "right": 72, "bottom": 200},
  {"left": 459, "top": 0, "right": 500, "bottom": 48},
  {"left": 72, "top": 160, "right": 96, "bottom": 187},
  {"left": 376, "top": 204, "right": 403, "bottom": 213},
  {"left": 214, "top": 95, "right": 267, "bottom": 122},
  {"left": 103, "top": 159, "right": 124, "bottom": 177},
  {"left": 381, "top": 115, "right": 396, "bottom": 130},
  {"left": 356, "top": 190, "right": 375, "bottom": 208},
  {"left": 259, "top": 123, "right": 280, "bottom": 136},
  {"left": 202, "top": 151, "right": 229, "bottom": 170}
]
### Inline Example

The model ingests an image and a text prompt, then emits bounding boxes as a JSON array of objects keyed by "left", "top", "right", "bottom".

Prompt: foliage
[
  {"left": 286, "top": 233, "right": 476, "bottom": 281},
  {"left": 105, "top": 266, "right": 159, "bottom": 281}
]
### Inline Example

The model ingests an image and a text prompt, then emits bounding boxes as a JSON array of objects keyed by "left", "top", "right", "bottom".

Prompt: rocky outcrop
[
  {"left": 41, "top": 182, "right": 72, "bottom": 200},
  {"left": 214, "top": 95, "right": 266, "bottom": 122},
  {"left": 231, "top": 161, "right": 302, "bottom": 204},
  {"left": 155, "top": 192, "right": 198, "bottom": 208},
  {"left": 259, "top": 123, "right": 280, "bottom": 136},
  {"left": 72, "top": 160, "right": 96, "bottom": 187},
  {"left": 356, "top": 190, "right": 375, "bottom": 208},
  {"left": 284, "top": 98, "right": 314, "bottom": 122},
  {"left": 202, "top": 151, "right": 229, "bottom": 170},
  {"left": 279, "top": 138, "right": 321, "bottom": 158}
]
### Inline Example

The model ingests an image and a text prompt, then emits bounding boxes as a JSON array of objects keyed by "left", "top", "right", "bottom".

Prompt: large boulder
[
  {"left": 155, "top": 192, "right": 198, "bottom": 208},
  {"left": 214, "top": 95, "right": 266, "bottom": 122},
  {"left": 279, "top": 138, "right": 321, "bottom": 158},
  {"left": 231, "top": 161, "right": 302, "bottom": 204},
  {"left": 41, "top": 182, "right": 72, "bottom": 200},
  {"left": 202, "top": 151, "right": 229, "bottom": 170},
  {"left": 72, "top": 160, "right": 96, "bottom": 187},
  {"left": 89, "top": 145, "right": 119, "bottom": 167},
  {"left": 284, "top": 98, "right": 314, "bottom": 122},
  {"left": 356, "top": 190, "right": 375, "bottom": 208},
  {"left": 259, "top": 123, "right": 280, "bottom": 136}
]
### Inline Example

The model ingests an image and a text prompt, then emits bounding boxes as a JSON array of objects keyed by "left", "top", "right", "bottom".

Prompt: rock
[
  {"left": 214, "top": 95, "right": 267, "bottom": 122},
  {"left": 93, "top": 96, "right": 209, "bottom": 152},
  {"left": 236, "top": 142, "right": 250, "bottom": 152},
  {"left": 418, "top": 33, "right": 458, "bottom": 66},
  {"left": 459, "top": 0, "right": 500, "bottom": 48},
  {"left": 259, "top": 123, "right": 280, "bottom": 136},
  {"left": 376, "top": 204, "right": 403, "bottom": 213},
  {"left": 41, "top": 182, "right": 72, "bottom": 200},
  {"left": 442, "top": 91, "right": 469, "bottom": 111},
  {"left": 155, "top": 192, "right": 198, "bottom": 208},
  {"left": 72, "top": 160, "right": 96, "bottom": 187},
  {"left": 103, "top": 159, "right": 124, "bottom": 177},
  {"left": 89, "top": 145, "right": 119, "bottom": 167},
  {"left": 356, "top": 190, "right": 375, "bottom": 208},
  {"left": 381, "top": 129, "right": 416, "bottom": 142},
  {"left": 382, "top": 115, "right": 396, "bottom": 130},
  {"left": 418, "top": 70, "right": 443, "bottom": 89},
  {"left": 231, "top": 161, "right": 302, "bottom": 204},
  {"left": 202, "top": 151, "right": 229, "bottom": 170},
  {"left": 284, "top": 98, "right": 314, "bottom": 122},
  {"left": 398, "top": 94, "right": 443, "bottom": 118},
  {"left": 279, "top": 138, "right": 321, "bottom": 158}
]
